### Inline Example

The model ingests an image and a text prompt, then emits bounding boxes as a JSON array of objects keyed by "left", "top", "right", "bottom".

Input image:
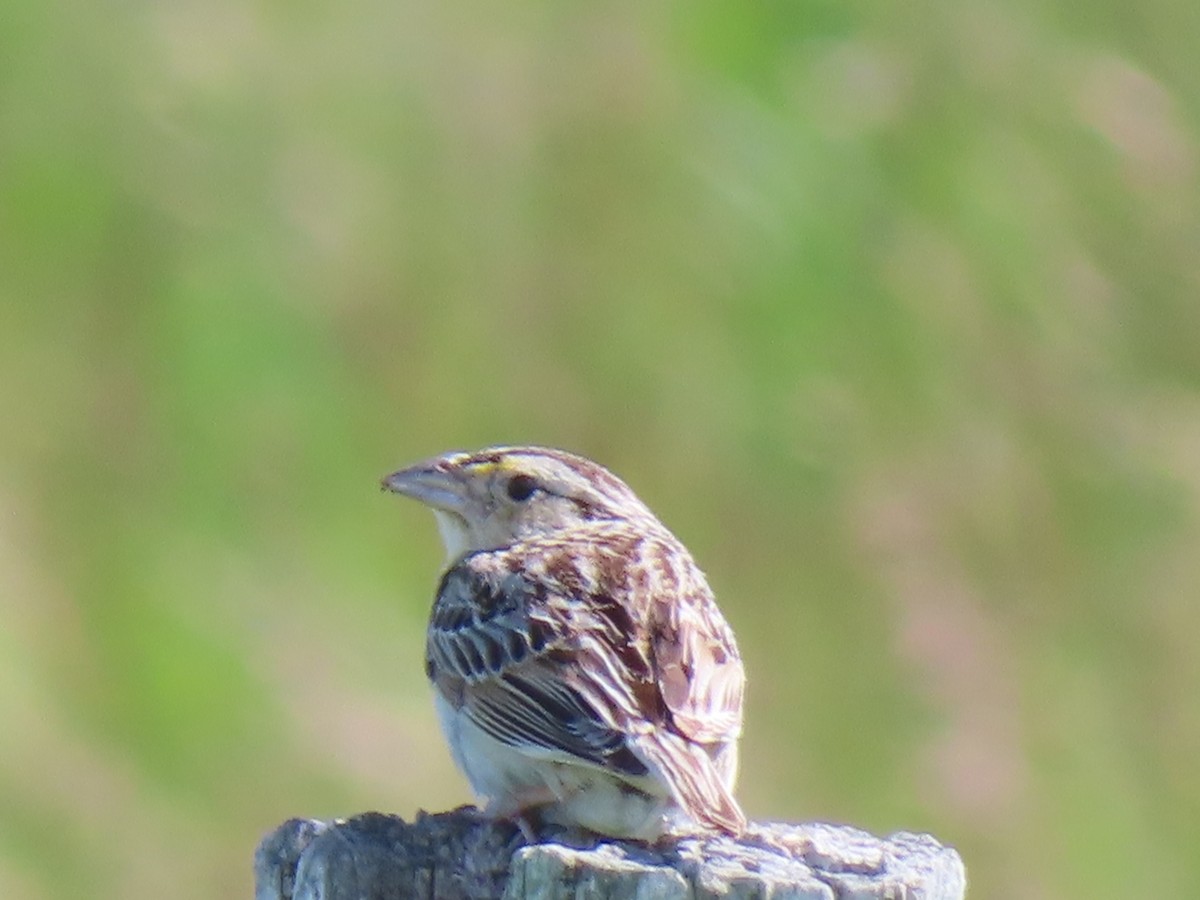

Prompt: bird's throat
[{"left": 432, "top": 509, "right": 473, "bottom": 566}]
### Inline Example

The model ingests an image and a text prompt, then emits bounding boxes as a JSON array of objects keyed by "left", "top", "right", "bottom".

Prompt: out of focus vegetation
[{"left": 1, "top": 2, "right": 1197, "bottom": 898}]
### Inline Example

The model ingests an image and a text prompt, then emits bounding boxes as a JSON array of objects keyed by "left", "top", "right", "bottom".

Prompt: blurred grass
[{"left": 1, "top": 1, "right": 1198, "bottom": 898}]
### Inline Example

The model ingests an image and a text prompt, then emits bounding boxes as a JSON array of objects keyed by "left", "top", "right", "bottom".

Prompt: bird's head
[{"left": 382, "top": 446, "right": 654, "bottom": 563}]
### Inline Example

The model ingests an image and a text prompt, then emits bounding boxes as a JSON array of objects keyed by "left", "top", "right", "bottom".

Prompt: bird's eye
[{"left": 505, "top": 474, "right": 538, "bottom": 502}]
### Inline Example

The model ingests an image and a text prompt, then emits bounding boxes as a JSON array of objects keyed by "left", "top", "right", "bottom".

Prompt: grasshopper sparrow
[{"left": 383, "top": 446, "right": 746, "bottom": 839}]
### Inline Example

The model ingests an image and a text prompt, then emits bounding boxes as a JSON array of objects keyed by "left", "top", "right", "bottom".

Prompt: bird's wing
[
  {"left": 555, "top": 531, "right": 746, "bottom": 835},
  {"left": 649, "top": 567, "right": 745, "bottom": 746},
  {"left": 610, "top": 533, "right": 746, "bottom": 832},
  {"left": 425, "top": 558, "right": 652, "bottom": 780}
]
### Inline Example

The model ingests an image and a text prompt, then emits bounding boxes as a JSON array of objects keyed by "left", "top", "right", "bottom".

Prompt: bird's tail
[{"left": 633, "top": 733, "right": 747, "bottom": 836}]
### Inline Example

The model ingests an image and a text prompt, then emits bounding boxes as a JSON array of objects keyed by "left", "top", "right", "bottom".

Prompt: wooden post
[{"left": 255, "top": 807, "right": 966, "bottom": 899}]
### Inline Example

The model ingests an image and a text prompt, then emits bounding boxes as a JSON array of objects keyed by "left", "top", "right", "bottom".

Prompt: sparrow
[{"left": 382, "top": 446, "right": 746, "bottom": 840}]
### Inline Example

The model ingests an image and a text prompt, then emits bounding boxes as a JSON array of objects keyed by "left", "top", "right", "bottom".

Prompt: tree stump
[{"left": 255, "top": 807, "right": 966, "bottom": 899}]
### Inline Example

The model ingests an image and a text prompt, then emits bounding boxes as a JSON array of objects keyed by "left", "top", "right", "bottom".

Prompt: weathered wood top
[{"left": 255, "top": 808, "right": 966, "bottom": 899}]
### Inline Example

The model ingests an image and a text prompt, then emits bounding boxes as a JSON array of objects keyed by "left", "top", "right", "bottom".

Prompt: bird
[{"left": 382, "top": 446, "right": 746, "bottom": 840}]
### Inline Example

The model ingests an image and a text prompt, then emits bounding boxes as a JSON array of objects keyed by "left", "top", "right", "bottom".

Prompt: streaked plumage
[{"left": 383, "top": 446, "right": 746, "bottom": 839}]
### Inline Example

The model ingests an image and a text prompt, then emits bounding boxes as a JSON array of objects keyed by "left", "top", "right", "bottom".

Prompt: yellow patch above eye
[{"left": 464, "top": 460, "right": 505, "bottom": 476}]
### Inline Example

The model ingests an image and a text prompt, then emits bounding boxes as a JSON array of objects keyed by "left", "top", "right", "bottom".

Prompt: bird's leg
[
  {"left": 481, "top": 787, "right": 559, "bottom": 843},
  {"left": 512, "top": 813, "right": 540, "bottom": 843}
]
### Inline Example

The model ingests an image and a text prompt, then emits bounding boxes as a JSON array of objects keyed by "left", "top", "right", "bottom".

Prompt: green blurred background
[{"left": 2, "top": 1, "right": 1198, "bottom": 897}]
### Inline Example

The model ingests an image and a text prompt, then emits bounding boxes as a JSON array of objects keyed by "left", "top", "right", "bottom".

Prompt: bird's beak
[{"left": 381, "top": 461, "right": 470, "bottom": 514}]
